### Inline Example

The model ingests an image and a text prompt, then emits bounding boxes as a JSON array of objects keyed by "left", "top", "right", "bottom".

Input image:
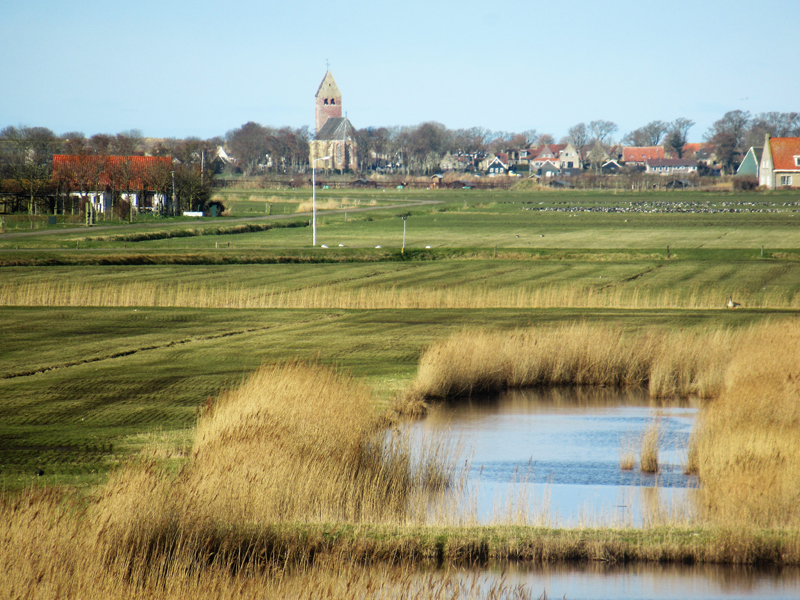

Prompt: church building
[{"left": 309, "top": 71, "right": 358, "bottom": 172}]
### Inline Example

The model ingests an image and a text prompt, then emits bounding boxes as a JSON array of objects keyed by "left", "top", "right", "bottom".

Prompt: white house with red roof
[
  {"left": 529, "top": 143, "right": 582, "bottom": 170},
  {"left": 52, "top": 155, "right": 172, "bottom": 213},
  {"left": 759, "top": 135, "right": 800, "bottom": 189}
]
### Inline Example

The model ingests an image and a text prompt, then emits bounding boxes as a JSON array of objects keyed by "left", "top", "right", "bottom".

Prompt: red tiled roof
[
  {"left": 52, "top": 155, "right": 172, "bottom": 190},
  {"left": 623, "top": 146, "right": 665, "bottom": 162},
  {"left": 681, "top": 143, "right": 706, "bottom": 156},
  {"left": 769, "top": 137, "right": 800, "bottom": 171}
]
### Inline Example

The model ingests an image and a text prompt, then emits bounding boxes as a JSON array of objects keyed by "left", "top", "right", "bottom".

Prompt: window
[
  {"left": 794, "top": 156, "right": 800, "bottom": 167},
  {"left": 780, "top": 175, "right": 793, "bottom": 186},
  {"left": 323, "top": 99, "right": 328, "bottom": 105},
  {"left": 331, "top": 98, "right": 336, "bottom": 105}
]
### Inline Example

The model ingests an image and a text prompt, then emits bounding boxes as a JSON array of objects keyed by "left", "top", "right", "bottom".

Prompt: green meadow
[{"left": 2, "top": 186, "right": 800, "bottom": 490}]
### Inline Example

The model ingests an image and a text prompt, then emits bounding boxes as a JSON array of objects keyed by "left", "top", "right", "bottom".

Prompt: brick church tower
[
  {"left": 309, "top": 70, "right": 357, "bottom": 172},
  {"left": 315, "top": 71, "right": 342, "bottom": 135}
]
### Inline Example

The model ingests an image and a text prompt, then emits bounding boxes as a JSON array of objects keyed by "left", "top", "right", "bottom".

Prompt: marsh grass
[
  {"left": 3, "top": 277, "right": 800, "bottom": 310},
  {"left": 619, "top": 438, "right": 636, "bottom": 470},
  {"left": 407, "top": 321, "right": 800, "bottom": 531},
  {"left": 3, "top": 348, "right": 800, "bottom": 599},
  {"left": 639, "top": 420, "right": 661, "bottom": 473},
  {"left": 409, "top": 324, "right": 733, "bottom": 400},
  {"left": 295, "top": 197, "right": 377, "bottom": 213},
  {"left": 688, "top": 323, "right": 800, "bottom": 529}
]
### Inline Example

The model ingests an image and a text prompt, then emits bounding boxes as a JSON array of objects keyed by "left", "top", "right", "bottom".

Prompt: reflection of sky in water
[
  {"left": 409, "top": 387, "right": 700, "bottom": 526},
  {"left": 443, "top": 562, "right": 800, "bottom": 600}
]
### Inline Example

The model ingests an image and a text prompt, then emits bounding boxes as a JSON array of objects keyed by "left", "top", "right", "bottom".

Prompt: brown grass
[
  {"left": 3, "top": 279, "right": 799, "bottom": 310},
  {"left": 3, "top": 323, "right": 800, "bottom": 597},
  {"left": 409, "top": 324, "right": 732, "bottom": 401},
  {"left": 639, "top": 420, "right": 661, "bottom": 473},
  {"left": 688, "top": 323, "right": 800, "bottom": 529},
  {"left": 407, "top": 321, "right": 800, "bottom": 531}
]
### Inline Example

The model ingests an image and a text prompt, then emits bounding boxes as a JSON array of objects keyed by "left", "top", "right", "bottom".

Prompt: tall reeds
[
  {"left": 409, "top": 324, "right": 732, "bottom": 401},
  {"left": 639, "top": 420, "right": 661, "bottom": 473},
  {"left": 687, "top": 323, "right": 800, "bottom": 528},
  {"left": 3, "top": 278, "right": 798, "bottom": 310},
  {"left": 408, "top": 321, "right": 800, "bottom": 530}
]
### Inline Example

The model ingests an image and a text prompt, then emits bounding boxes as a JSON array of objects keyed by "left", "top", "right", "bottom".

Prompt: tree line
[
  {"left": 0, "top": 126, "right": 215, "bottom": 215},
  {"left": 2, "top": 110, "right": 798, "bottom": 214}
]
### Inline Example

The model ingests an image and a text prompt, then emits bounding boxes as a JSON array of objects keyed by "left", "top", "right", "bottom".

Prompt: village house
[
  {"left": 558, "top": 142, "right": 582, "bottom": 170},
  {"left": 737, "top": 146, "right": 763, "bottom": 178},
  {"left": 530, "top": 144, "right": 565, "bottom": 169},
  {"left": 622, "top": 146, "right": 665, "bottom": 165},
  {"left": 485, "top": 155, "right": 509, "bottom": 175},
  {"left": 759, "top": 135, "right": 800, "bottom": 189},
  {"left": 51, "top": 155, "right": 172, "bottom": 213},
  {"left": 645, "top": 158, "right": 699, "bottom": 176}
]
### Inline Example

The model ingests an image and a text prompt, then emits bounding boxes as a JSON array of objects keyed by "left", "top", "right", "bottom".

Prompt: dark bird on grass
[{"left": 36, "top": 469, "right": 44, "bottom": 477}]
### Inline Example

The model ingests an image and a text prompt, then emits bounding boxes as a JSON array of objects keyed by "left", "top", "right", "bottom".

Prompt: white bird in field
[{"left": 727, "top": 296, "right": 742, "bottom": 309}]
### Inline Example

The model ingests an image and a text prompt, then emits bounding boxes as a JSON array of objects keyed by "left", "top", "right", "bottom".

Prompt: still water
[
  {"left": 451, "top": 562, "right": 800, "bottom": 600},
  {"left": 405, "top": 388, "right": 800, "bottom": 598},
  {"left": 410, "top": 387, "right": 698, "bottom": 526}
]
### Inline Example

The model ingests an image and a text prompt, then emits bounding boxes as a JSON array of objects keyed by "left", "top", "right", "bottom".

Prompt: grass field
[
  {"left": 2, "top": 186, "right": 799, "bottom": 486},
  {"left": 2, "top": 186, "right": 800, "bottom": 596}
]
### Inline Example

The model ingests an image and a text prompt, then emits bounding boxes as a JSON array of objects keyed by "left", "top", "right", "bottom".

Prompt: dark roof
[{"left": 315, "top": 117, "right": 356, "bottom": 141}]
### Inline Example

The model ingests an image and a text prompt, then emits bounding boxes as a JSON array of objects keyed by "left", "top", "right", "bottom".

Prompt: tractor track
[{"left": 1, "top": 313, "right": 342, "bottom": 380}]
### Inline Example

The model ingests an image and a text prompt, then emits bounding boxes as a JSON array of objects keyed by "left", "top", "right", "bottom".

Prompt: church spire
[{"left": 315, "top": 71, "right": 342, "bottom": 134}]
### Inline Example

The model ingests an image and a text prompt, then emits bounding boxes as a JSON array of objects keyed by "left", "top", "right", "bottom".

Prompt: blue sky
[{"left": 2, "top": 0, "right": 798, "bottom": 143}]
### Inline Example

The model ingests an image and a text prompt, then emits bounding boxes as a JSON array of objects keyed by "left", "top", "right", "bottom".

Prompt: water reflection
[
  {"left": 467, "top": 561, "right": 800, "bottom": 600},
  {"left": 411, "top": 387, "right": 700, "bottom": 526}
]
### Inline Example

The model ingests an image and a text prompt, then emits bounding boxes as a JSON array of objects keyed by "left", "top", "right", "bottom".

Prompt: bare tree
[
  {"left": 0, "top": 125, "right": 57, "bottom": 214},
  {"left": 642, "top": 121, "right": 669, "bottom": 146},
  {"left": 704, "top": 110, "right": 751, "bottom": 152},
  {"left": 60, "top": 132, "right": 88, "bottom": 155},
  {"left": 589, "top": 120, "right": 618, "bottom": 145},
  {"left": 226, "top": 122, "right": 273, "bottom": 176},
  {"left": 568, "top": 123, "right": 589, "bottom": 155},
  {"left": 745, "top": 112, "right": 800, "bottom": 147}
]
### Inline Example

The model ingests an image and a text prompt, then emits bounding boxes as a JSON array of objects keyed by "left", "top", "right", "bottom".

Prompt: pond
[
  {"left": 455, "top": 562, "right": 800, "bottom": 600},
  {"left": 403, "top": 387, "right": 800, "bottom": 598},
  {"left": 409, "top": 386, "right": 699, "bottom": 526}
]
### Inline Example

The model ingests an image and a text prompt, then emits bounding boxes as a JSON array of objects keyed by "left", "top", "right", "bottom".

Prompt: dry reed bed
[
  {"left": 688, "top": 323, "right": 800, "bottom": 529},
  {"left": 3, "top": 325, "right": 800, "bottom": 598},
  {"left": 409, "top": 324, "right": 732, "bottom": 400},
  {"left": 3, "top": 279, "right": 799, "bottom": 309},
  {"left": 3, "top": 488, "right": 799, "bottom": 600},
  {"left": 407, "top": 321, "right": 800, "bottom": 532}
]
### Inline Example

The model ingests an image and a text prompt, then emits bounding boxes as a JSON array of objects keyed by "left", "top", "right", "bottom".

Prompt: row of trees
[
  {"left": 3, "top": 109, "right": 799, "bottom": 214},
  {"left": 0, "top": 126, "right": 212, "bottom": 215}
]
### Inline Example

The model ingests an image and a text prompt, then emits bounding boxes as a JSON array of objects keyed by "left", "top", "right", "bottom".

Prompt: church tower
[
  {"left": 310, "top": 70, "right": 357, "bottom": 172},
  {"left": 315, "top": 71, "right": 342, "bottom": 135}
]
